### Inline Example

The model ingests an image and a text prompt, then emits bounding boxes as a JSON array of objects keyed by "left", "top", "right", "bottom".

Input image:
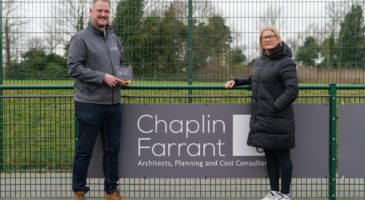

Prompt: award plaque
[{"left": 117, "top": 65, "right": 133, "bottom": 80}]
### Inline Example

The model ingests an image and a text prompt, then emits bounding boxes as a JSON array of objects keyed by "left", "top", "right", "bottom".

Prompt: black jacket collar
[{"left": 262, "top": 42, "right": 293, "bottom": 60}]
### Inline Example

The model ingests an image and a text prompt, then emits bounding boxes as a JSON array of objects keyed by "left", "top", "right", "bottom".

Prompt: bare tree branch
[
  {"left": 44, "top": 0, "right": 89, "bottom": 54},
  {"left": 255, "top": 5, "right": 286, "bottom": 31},
  {"left": 2, "top": 0, "right": 28, "bottom": 68}
]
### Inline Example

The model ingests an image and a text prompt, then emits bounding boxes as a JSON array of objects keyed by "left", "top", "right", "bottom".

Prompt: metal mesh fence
[
  {"left": 3, "top": 0, "right": 365, "bottom": 85},
  {"left": 0, "top": 86, "right": 365, "bottom": 199},
  {"left": 2, "top": 0, "right": 365, "bottom": 199}
]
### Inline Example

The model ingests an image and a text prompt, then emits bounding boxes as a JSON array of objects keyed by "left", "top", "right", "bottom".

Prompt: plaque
[{"left": 117, "top": 65, "right": 133, "bottom": 80}]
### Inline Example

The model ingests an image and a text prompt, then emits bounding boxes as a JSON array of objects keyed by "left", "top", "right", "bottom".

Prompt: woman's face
[{"left": 261, "top": 30, "right": 280, "bottom": 51}]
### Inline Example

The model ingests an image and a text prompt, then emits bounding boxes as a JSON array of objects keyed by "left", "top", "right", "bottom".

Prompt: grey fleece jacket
[{"left": 67, "top": 21, "right": 124, "bottom": 105}]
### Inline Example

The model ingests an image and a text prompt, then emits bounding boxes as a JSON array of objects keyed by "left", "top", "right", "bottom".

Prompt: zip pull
[{"left": 256, "top": 147, "right": 264, "bottom": 153}]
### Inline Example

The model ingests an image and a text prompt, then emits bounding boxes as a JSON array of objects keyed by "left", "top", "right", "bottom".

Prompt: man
[{"left": 67, "top": 0, "right": 128, "bottom": 199}]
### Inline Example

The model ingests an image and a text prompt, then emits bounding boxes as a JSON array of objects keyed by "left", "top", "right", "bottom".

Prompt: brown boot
[
  {"left": 104, "top": 191, "right": 126, "bottom": 200},
  {"left": 73, "top": 191, "right": 86, "bottom": 200}
]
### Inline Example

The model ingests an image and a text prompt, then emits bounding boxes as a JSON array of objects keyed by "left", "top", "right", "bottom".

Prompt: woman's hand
[{"left": 224, "top": 80, "right": 235, "bottom": 88}]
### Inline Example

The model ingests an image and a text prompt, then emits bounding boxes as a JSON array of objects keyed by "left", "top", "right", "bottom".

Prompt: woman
[{"left": 225, "top": 26, "right": 298, "bottom": 200}]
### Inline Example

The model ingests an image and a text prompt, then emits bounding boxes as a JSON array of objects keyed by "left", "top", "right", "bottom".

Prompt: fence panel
[{"left": 3, "top": 0, "right": 365, "bottom": 85}]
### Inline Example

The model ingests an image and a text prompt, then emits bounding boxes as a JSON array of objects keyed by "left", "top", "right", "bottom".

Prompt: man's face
[{"left": 90, "top": 1, "right": 110, "bottom": 30}]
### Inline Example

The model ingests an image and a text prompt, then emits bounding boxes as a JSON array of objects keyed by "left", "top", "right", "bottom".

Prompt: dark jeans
[
  {"left": 72, "top": 102, "right": 122, "bottom": 194},
  {"left": 264, "top": 149, "right": 293, "bottom": 194}
]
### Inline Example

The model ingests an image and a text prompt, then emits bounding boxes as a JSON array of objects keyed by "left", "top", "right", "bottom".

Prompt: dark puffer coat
[{"left": 234, "top": 42, "right": 298, "bottom": 149}]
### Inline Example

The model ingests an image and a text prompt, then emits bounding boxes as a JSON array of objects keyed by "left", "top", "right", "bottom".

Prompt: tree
[
  {"left": 337, "top": 4, "right": 365, "bottom": 68},
  {"left": 157, "top": 5, "right": 187, "bottom": 74},
  {"left": 228, "top": 48, "right": 246, "bottom": 67},
  {"left": 2, "top": 0, "right": 27, "bottom": 70},
  {"left": 325, "top": 1, "right": 348, "bottom": 36},
  {"left": 6, "top": 48, "right": 67, "bottom": 79},
  {"left": 255, "top": 6, "right": 286, "bottom": 31},
  {"left": 205, "top": 16, "right": 232, "bottom": 58},
  {"left": 167, "top": 1, "right": 233, "bottom": 73},
  {"left": 320, "top": 1, "right": 349, "bottom": 69},
  {"left": 112, "top": 0, "right": 236, "bottom": 79},
  {"left": 321, "top": 33, "right": 338, "bottom": 68},
  {"left": 112, "top": 0, "right": 145, "bottom": 73},
  {"left": 46, "top": 0, "right": 89, "bottom": 55},
  {"left": 127, "top": 3, "right": 187, "bottom": 78},
  {"left": 189, "top": 15, "right": 233, "bottom": 74},
  {"left": 113, "top": 0, "right": 145, "bottom": 45},
  {"left": 295, "top": 36, "right": 320, "bottom": 66}
]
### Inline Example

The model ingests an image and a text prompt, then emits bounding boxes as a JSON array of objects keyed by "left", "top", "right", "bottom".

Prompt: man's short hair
[{"left": 93, "top": 0, "right": 111, "bottom": 6}]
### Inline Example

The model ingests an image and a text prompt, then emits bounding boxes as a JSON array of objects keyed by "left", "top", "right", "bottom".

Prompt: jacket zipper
[
  {"left": 252, "top": 59, "right": 267, "bottom": 132},
  {"left": 104, "top": 31, "right": 115, "bottom": 105}
]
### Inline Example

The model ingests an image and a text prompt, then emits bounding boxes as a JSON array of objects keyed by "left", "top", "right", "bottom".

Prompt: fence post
[
  {"left": 0, "top": 0, "right": 4, "bottom": 171},
  {"left": 328, "top": 83, "right": 337, "bottom": 200},
  {"left": 187, "top": 0, "right": 193, "bottom": 103}
]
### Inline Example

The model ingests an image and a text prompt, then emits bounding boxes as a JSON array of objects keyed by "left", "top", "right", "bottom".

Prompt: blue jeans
[{"left": 72, "top": 102, "right": 122, "bottom": 194}]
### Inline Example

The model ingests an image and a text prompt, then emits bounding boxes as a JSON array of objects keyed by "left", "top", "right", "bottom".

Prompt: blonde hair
[{"left": 259, "top": 26, "right": 282, "bottom": 50}]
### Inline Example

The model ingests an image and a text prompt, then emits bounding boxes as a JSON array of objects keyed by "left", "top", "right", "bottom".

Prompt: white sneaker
[
  {"left": 278, "top": 193, "right": 291, "bottom": 200},
  {"left": 261, "top": 191, "right": 282, "bottom": 200}
]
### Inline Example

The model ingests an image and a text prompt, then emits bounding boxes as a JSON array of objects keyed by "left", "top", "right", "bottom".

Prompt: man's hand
[
  {"left": 104, "top": 74, "right": 120, "bottom": 87},
  {"left": 119, "top": 80, "right": 131, "bottom": 86}
]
